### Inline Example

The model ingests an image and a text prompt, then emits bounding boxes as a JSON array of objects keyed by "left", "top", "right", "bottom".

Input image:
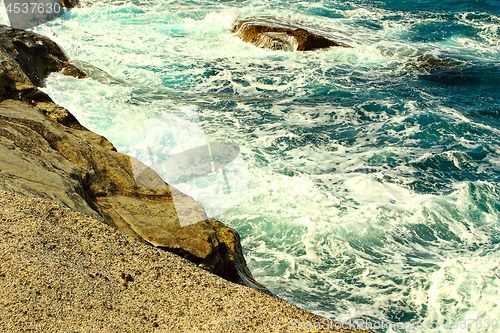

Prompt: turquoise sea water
[{"left": 3, "top": 0, "right": 500, "bottom": 331}]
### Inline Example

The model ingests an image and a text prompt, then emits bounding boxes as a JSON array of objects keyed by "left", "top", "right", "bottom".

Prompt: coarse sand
[{"left": 0, "top": 190, "right": 369, "bottom": 333}]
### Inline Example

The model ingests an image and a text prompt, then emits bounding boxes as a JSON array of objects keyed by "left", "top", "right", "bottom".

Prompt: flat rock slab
[{"left": 233, "top": 16, "right": 351, "bottom": 51}]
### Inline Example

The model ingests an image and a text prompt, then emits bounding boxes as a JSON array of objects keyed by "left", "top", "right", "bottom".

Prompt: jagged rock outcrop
[
  {"left": 0, "top": 25, "right": 269, "bottom": 294},
  {"left": 233, "top": 16, "right": 351, "bottom": 51}
]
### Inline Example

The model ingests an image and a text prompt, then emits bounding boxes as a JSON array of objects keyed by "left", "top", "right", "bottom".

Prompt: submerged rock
[
  {"left": 404, "top": 54, "right": 465, "bottom": 74},
  {"left": 0, "top": 26, "right": 270, "bottom": 294},
  {"left": 233, "top": 16, "right": 351, "bottom": 51}
]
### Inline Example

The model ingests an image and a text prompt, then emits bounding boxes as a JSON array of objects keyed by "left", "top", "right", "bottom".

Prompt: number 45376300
[{"left": 5, "top": 2, "right": 61, "bottom": 14}]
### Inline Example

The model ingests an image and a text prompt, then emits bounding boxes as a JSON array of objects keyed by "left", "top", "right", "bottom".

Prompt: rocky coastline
[{"left": 0, "top": 25, "right": 371, "bottom": 332}]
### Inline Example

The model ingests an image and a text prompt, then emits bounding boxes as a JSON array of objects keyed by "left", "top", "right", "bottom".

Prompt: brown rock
[
  {"left": 233, "top": 16, "right": 351, "bottom": 51},
  {"left": 0, "top": 25, "right": 269, "bottom": 293},
  {"left": 0, "top": 25, "right": 86, "bottom": 91}
]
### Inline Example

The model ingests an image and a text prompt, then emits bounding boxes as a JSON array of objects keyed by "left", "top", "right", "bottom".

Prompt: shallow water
[{"left": 3, "top": 0, "right": 500, "bottom": 331}]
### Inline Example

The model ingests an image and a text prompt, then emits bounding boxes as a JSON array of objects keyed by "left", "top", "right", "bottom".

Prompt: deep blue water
[{"left": 3, "top": 0, "right": 500, "bottom": 331}]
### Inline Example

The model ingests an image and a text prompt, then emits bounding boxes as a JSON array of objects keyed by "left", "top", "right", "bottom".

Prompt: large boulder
[
  {"left": 0, "top": 25, "right": 269, "bottom": 294},
  {"left": 233, "top": 16, "right": 351, "bottom": 51},
  {"left": 0, "top": 25, "right": 85, "bottom": 90}
]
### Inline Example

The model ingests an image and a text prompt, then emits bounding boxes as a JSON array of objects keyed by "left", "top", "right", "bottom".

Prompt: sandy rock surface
[
  {"left": 0, "top": 190, "right": 369, "bottom": 332},
  {"left": 233, "top": 16, "right": 351, "bottom": 51}
]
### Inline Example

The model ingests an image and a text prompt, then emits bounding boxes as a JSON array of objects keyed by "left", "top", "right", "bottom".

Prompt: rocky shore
[
  {"left": 0, "top": 24, "right": 264, "bottom": 291},
  {"left": 0, "top": 25, "right": 371, "bottom": 332},
  {"left": 1, "top": 189, "right": 370, "bottom": 332}
]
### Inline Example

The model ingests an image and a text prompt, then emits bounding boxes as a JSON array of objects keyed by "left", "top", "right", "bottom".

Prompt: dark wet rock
[
  {"left": 406, "top": 53, "right": 465, "bottom": 74},
  {"left": 0, "top": 26, "right": 270, "bottom": 294},
  {"left": 0, "top": 25, "right": 85, "bottom": 93},
  {"left": 233, "top": 16, "right": 351, "bottom": 51},
  {"left": 60, "top": 0, "right": 79, "bottom": 8}
]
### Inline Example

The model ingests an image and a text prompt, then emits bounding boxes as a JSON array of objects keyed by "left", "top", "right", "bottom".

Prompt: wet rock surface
[
  {"left": 0, "top": 25, "right": 85, "bottom": 91},
  {"left": 233, "top": 16, "right": 351, "bottom": 51}
]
